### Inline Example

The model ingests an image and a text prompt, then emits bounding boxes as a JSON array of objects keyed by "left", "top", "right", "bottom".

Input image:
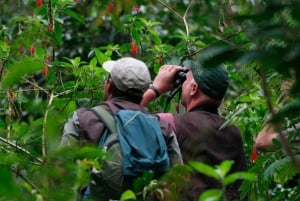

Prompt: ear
[
  {"left": 190, "top": 82, "right": 199, "bottom": 96},
  {"left": 106, "top": 78, "right": 114, "bottom": 93}
]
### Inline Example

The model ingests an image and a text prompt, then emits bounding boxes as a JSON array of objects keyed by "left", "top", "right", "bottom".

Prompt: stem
[
  {"left": 155, "top": 0, "right": 193, "bottom": 37},
  {"left": 11, "top": 166, "right": 39, "bottom": 191},
  {"left": 6, "top": 90, "right": 14, "bottom": 139},
  {"left": 47, "top": 0, "right": 54, "bottom": 32},
  {"left": 155, "top": 0, "right": 182, "bottom": 19},
  {"left": 0, "top": 136, "right": 43, "bottom": 164},
  {"left": 42, "top": 93, "right": 54, "bottom": 160},
  {"left": 183, "top": 0, "right": 194, "bottom": 38},
  {"left": 259, "top": 70, "right": 300, "bottom": 174}
]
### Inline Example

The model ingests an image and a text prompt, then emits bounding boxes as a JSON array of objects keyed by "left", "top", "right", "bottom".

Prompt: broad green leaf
[
  {"left": 223, "top": 172, "right": 256, "bottom": 186},
  {"left": 1, "top": 57, "right": 44, "bottom": 89},
  {"left": 120, "top": 189, "right": 136, "bottom": 201},
  {"left": 238, "top": 95, "right": 252, "bottom": 103},
  {"left": 199, "top": 189, "right": 223, "bottom": 201},
  {"left": 94, "top": 48, "right": 111, "bottom": 65},
  {"left": 189, "top": 161, "right": 219, "bottom": 180},
  {"left": 217, "top": 160, "right": 234, "bottom": 177}
]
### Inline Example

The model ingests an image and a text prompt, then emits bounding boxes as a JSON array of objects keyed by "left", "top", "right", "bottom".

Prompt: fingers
[{"left": 159, "top": 65, "right": 183, "bottom": 72}]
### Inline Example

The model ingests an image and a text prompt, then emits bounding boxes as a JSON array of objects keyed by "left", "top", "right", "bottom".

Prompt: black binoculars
[{"left": 173, "top": 68, "right": 189, "bottom": 88}]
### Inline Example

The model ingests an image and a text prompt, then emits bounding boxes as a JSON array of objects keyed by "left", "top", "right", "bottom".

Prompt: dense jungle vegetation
[{"left": 0, "top": 0, "right": 299, "bottom": 200}]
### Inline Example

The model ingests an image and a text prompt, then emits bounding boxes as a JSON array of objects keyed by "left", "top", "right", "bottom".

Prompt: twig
[
  {"left": 183, "top": 0, "right": 194, "bottom": 38},
  {"left": 259, "top": 70, "right": 300, "bottom": 174},
  {"left": 155, "top": 0, "right": 194, "bottom": 38},
  {"left": 0, "top": 136, "right": 43, "bottom": 164},
  {"left": 42, "top": 92, "right": 54, "bottom": 160},
  {"left": 155, "top": 0, "right": 182, "bottom": 19},
  {"left": 6, "top": 91, "right": 12, "bottom": 139},
  {"left": 11, "top": 167, "right": 43, "bottom": 197}
]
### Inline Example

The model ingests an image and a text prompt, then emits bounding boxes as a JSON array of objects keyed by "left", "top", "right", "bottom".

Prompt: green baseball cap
[{"left": 182, "top": 60, "right": 229, "bottom": 100}]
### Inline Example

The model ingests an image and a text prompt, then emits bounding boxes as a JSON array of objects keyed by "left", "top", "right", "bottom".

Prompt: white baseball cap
[{"left": 103, "top": 57, "right": 151, "bottom": 95}]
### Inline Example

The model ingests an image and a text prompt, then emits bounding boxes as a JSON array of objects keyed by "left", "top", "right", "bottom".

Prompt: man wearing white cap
[{"left": 60, "top": 57, "right": 182, "bottom": 201}]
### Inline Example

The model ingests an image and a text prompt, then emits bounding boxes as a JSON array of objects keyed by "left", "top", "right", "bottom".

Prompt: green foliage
[
  {"left": 189, "top": 160, "right": 255, "bottom": 201},
  {"left": 0, "top": 0, "right": 300, "bottom": 200}
]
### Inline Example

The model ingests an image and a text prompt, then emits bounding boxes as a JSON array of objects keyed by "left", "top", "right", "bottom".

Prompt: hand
[
  {"left": 255, "top": 124, "right": 277, "bottom": 152},
  {"left": 152, "top": 65, "right": 183, "bottom": 94}
]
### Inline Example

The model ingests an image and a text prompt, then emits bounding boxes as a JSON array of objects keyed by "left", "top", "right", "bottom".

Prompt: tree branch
[{"left": 0, "top": 136, "right": 43, "bottom": 164}]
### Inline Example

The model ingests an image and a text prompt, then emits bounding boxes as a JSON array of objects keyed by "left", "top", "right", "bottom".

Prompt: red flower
[
  {"left": 30, "top": 45, "right": 35, "bottom": 55},
  {"left": 37, "top": 0, "right": 43, "bottom": 7},
  {"left": 42, "top": 66, "right": 49, "bottom": 76},
  {"left": 250, "top": 148, "right": 258, "bottom": 163},
  {"left": 107, "top": 3, "right": 114, "bottom": 14},
  {"left": 131, "top": 42, "right": 138, "bottom": 57},
  {"left": 134, "top": 5, "right": 140, "bottom": 12}
]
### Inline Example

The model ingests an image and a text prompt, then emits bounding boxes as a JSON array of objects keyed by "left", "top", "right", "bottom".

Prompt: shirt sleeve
[
  {"left": 157, "top": 113, "right": 177, "bottom": 132},
  {"left": 59, "top": 111, "right": 81, "bottom": 147},
  {"left": 167, "top": 130, "right": 183, "bottom": 165}
]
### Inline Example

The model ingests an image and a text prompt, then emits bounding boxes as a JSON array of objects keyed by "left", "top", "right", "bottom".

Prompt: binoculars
[{"left": 173, "top": 68, "right": 189, "bottom": 88}]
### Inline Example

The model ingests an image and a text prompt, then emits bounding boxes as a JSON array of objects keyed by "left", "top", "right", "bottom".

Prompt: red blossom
[
  {"left": 30, "top": 45, "right": 35, "bottom": 55},
  {"left": 134, "top": 5, "right": 140, "bottom": 12},
  {"left": 131, "top": 42, "right": 138, "bottom": 57},
  {"left": 107, "top": 3, "right": 114, "bottom": 14},
  {"left": 37, "top": 0, "right": 43, "bottom": 7},
  {"left": 42, "top": 66, "right": 49, "bottom": 76},
  {"left": 250, "top": 148, "right": 258, "bottom": 163}
]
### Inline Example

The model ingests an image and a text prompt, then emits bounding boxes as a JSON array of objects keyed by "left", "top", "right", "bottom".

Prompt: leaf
[
  {"left": 264, "top": 155, "right": 300, "bottom": 184},
  {"left": 223, "top": 172, "right": 256, "bottom": 186},
  {"left": 1, "top": 57, "right": 44, "bottom": 89},
  {"left": 94, "top": 48, "right": 111, "bottom": 65},
  {"left": 120, "top": 190, "right": 136, "bottom": 201},
  {"left": 217, "top": 160, "right": 234, "bottom": 177},
  {"left": 199, "top": 189, "right": 223, "bottom": 201},
  {"left": 189, "top": 161, "right": 219, "bottom": 180}
]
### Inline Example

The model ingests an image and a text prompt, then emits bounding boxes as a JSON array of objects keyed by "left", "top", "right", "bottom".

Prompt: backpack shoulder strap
[
  {"left": 89, "top": 106, "right": 119, "bottom": 150},
  {"left": 90, "top": 105, "right": 117, "bottom": 134}
]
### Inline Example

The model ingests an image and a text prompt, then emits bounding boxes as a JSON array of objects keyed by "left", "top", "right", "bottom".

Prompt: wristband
[{"left": 149, "top": 84, "right": 160, "bottom": 97}]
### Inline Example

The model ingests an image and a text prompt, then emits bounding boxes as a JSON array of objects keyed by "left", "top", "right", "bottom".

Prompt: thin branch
[
  {"left": 183, "top": 0, "right": 194, "bottom": 38},
  {"left": 259, "top": 70, "right": 300, "bottom": 174},
  {"left": 11, "top": 167, "right": 39, "bottom": 190},
  {"left": 42, "top": 93, "right": 54, "bottom": 160},
  {"left": 155, "top": 0, "right": 183, "bottom": 19},
  {"left": 0, "top": 136, "right": 43, "bottom": 164}
]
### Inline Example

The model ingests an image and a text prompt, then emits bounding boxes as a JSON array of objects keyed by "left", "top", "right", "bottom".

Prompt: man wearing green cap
[{"left": 142, "top": 60, "right": 248, "bottom": 201}]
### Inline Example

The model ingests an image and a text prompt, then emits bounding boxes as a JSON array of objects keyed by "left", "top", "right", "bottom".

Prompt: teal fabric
[
  {"left": 115, "top": 110, "right": 170, "bottom": 176},
  {"left": 83, "top": 106, "right": 171, "bottom": 200}
]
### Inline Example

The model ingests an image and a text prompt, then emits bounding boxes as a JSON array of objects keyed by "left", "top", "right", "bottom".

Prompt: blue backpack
[{"left": 83, "top": 106, "right": 170, "bottom": 200}]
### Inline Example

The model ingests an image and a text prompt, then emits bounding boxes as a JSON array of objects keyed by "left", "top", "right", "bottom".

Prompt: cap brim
[{"left": 103, "top": 60, "right": 116, "bottom": 72}]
